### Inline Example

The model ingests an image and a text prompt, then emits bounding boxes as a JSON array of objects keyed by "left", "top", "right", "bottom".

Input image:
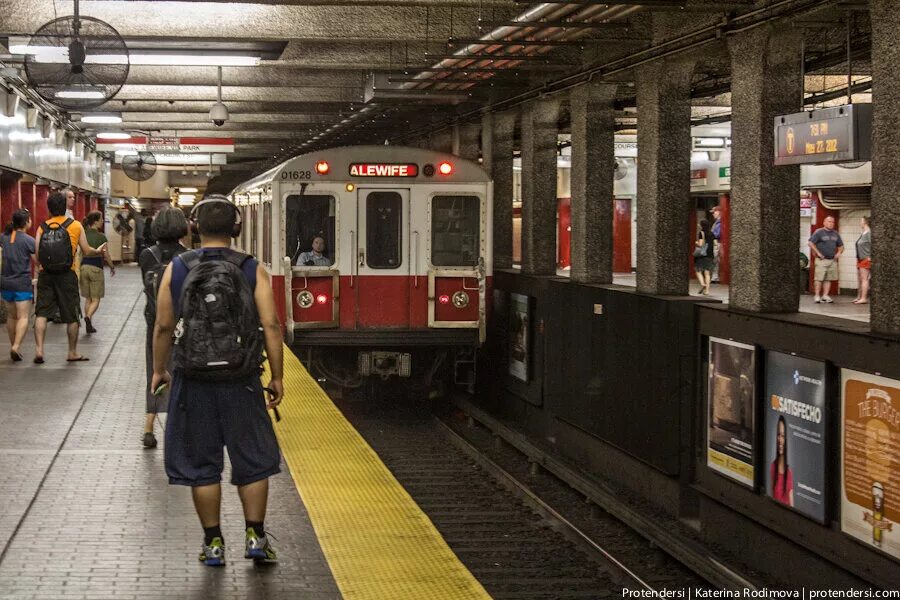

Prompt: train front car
[{"left": 231, "top": 145, "right": 493, "bottom": 395}]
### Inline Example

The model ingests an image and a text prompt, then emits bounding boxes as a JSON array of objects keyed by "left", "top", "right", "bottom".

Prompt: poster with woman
[
  {"left": 764, "top": 351, "right": 828, "bottom": 522},
  {"left": 508, "top": 293, "right": 530, "bottom": 382},
  {"left": 841, "top": 370, "right": 900, "bottom": 560},
  {"left": 707, "top": 337, "right": 756, "bottom": 488}
]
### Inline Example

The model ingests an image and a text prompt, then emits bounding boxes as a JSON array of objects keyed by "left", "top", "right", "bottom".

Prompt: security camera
[{"left": 209, "top": 102, "right": 228, "bottom": 127}]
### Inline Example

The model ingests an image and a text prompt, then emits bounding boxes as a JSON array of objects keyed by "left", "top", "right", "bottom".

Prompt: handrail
[
  {"left": 349, "top": 229, "right": 356, "bottom": 287},
  {"left": 413, "top": 230, "right": 420, "bottom": 288},
  {"left": 282, "top": 256, "right": 294, "bottom": 345}
]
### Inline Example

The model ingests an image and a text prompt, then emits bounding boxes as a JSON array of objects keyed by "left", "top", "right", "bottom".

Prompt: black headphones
[{"left": 189, "top": 194, "right": 243, "bottom": 238}]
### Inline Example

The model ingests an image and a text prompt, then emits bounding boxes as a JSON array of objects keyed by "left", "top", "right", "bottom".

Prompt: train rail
[{"left": 331, "top": 390, "right": 719, "bottom": 598}]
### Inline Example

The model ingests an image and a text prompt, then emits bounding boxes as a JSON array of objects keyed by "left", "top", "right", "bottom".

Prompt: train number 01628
[{"left": 281, "top": 170, "right": 312, "bottom": 180}]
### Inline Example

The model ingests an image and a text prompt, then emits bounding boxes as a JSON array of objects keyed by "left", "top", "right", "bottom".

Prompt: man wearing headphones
[{"left": 151, "top": 194, "right": 284, "bottom": 567}]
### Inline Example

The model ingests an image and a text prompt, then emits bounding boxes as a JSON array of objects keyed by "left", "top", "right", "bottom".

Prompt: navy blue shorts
[{"left": 164, "top": 373, "right": 281, "bottom": 487}]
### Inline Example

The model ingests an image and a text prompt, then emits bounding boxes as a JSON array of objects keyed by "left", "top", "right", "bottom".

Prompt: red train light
[
  {"left": 438, "top": 161, "right": 453, "bottom": 176},
  {"left": 315, "top": 160, "right": 330, "bottom": 175},
  {"left": 316, "top": 293, "right": 328, "bottom": 305}
]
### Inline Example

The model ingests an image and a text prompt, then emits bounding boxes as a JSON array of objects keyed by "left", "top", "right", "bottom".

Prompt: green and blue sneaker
[
  {"left": 199, "top": 537, "right": 226, "bottom": 567},
  {"left": 244, "top": 528, "right": 277, "bottom": 563}
]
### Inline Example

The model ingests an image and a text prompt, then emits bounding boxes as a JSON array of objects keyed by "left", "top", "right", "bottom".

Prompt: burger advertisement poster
[
  {"left": 707, "top": 338, "right": 756, "bottom": 488},
  {"left": 764, "top": 352, "right": 827, "bottom": 523},
  {"left": 841, "top": 370, "right": 900, "bottom": 560}
]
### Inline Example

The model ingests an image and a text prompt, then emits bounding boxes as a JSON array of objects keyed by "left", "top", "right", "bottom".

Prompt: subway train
[{"left": 230, "top": 145, "right": 492, "bottom": 391}]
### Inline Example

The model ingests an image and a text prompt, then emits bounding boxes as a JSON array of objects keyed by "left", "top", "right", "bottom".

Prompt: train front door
[{"left": 354, "top": 188, "right": 410, "bottom": 328}]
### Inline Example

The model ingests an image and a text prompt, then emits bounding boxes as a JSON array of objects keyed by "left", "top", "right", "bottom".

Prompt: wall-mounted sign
[
  {"left": 690, "top": 168, "right": 708, "bottom": 187},
  {"left": 707, "top": 337, "right": 757, "bottom": 488},
  {"left": 765, "top": 352, "right": 828, "bottom": 522},
  {"left": 508, "top": 293, "right": 530, "bottom": 383},
  {"left": 95, "top": 136, "right": 235, "bottom": 154},
  {"left": 774, "top": 104, "right": 872, "bottom": 166},
  {"left": 841, "top": 369, "right": 900, "bottom": 560},
  {"left": 349, "top": 163, "right": 418, "bottom": 177}
]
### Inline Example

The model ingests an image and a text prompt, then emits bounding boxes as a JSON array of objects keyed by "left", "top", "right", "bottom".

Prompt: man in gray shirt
[{"left": 808, "top": 215, "right": 843, "bottom": 303}]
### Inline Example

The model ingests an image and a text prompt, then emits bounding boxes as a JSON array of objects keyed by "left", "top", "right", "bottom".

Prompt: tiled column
[
  {"left": 635, "top": 60, "right": 693, "bottom": 295},
  {"left": 871, "top": 0, "right": 900, "bottom": 334},
  {"left": 482, "top": 111, "right": 516, "bottom": 270},
  {"left": 569, "top": 82, "right": 618, "bottom": 284},
  {"left": 728, "top": 26, "right": 802, "bottom": 312},
  {"left": 452, "top": 123, "right": 481, "bottom": 161},
  {"left": 519, "top": 97, "right": 560, "bottom": 276}
]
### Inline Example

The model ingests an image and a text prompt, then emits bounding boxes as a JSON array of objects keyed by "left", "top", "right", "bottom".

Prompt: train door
[{"left": 355, "top": 188, "right": 410, "bottom": 328}]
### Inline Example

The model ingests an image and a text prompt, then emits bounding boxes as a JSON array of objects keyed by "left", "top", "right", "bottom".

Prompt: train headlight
[
  {"left": 316, "top": 293, "right": 328, "bottom": 305},
  {"left": 452, "top": 290, "right": 469, "bottom": 309},
  {"left": 438, "top": 161, "right": 454, "bottom": 176},
  {"left": 297, "top": 290, "right": 314, "bottom": 309},
  {"left": 315, "top": 160, "right": 330, "bottom": 175}
]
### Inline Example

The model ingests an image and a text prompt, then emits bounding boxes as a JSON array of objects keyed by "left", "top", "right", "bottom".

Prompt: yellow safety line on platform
[{"left": 270, "top": 346, "right": 492, "bottom": 600}]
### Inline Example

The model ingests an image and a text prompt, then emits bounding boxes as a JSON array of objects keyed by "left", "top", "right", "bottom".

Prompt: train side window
[
  {"left": 262, "top": 202, "right": 272, "bottom": 265},
  {"left": 285, "top": 194, "right": 335, "bottom": 267},
  {"left": 431, "top": 195, "right": 480, "bottom": 267},
  {"left": 366, "top": 191, "right": 402, "bottom": 269}
]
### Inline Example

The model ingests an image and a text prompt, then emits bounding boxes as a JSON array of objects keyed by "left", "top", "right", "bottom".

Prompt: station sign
[
  {"left": 774, "top": 104, "right": 872, "bottom": 166},
  {"left": 95, "top": 136, "right": 235, "bottom": 154},
  {"left": 349, "top": 163, "right": 418, "bottom": 177}
]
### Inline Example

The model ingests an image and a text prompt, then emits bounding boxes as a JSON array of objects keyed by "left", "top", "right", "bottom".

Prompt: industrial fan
[
  {"left": 24, "top": 0, "right": 129, "bottom": 110},
  {"left": 122, "top": 151, "right": 157, "bottom": 183}
]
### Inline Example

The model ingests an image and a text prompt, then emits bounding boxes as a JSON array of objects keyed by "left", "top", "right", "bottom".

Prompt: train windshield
[
  {"left": 431, "top": 195, "right": 480, "bottom": 267},
  {"left": 286, "top": 194, "right": 336, "bottom": 267}
]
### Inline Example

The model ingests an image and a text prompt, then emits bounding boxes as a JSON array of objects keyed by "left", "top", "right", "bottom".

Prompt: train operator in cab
[{"left": 296, "top": 235, "right": 330, "bottom": 267}]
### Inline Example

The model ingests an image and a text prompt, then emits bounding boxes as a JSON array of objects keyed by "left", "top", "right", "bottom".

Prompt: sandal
[
  {"left": 66, "top": 356, "right": 90, "bottom": 362},
  {"left": 33, "top": 356, "right": 44, "bottom": 364},
  {"left": 10, "top": 350, "right": 23, "bottom": 362}
]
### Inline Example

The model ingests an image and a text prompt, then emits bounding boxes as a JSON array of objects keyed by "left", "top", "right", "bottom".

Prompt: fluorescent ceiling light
[
  {"left": 82, "top": 113, "right": 122, "bottom": 124},
  {"left": 694, "top": 137, "right": 726, "bottom": 148},
  {"left": 56, "top": 89, "right": 106, "bottom": 100},
  {"left": 97, "top": 132, "right": 131, "bottom": 140},
  {"left": 178, "top": 187, "right": 199, "bottom": 193},
  {"left": 115, "top": 149, "right": 138, "bottom": 156},
  {"left": 9, "top": 39, "right": 260, "bottom": 66},
  {"left": 178, "top": 194, "right": 197, "bottom": 202}
]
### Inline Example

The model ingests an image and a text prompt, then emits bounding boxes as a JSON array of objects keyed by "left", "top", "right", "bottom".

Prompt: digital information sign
[{"left": 774, "top": 104, "right": 872, "bottom": 166}]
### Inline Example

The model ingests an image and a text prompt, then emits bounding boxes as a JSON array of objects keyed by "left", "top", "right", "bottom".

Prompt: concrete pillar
[
  {"left": 452, "top": 123, "right": 481, "bottom": 161},
  {"left": 870, "top": 0, "right": 900, "bottom": 335},
  {"left": 635, "top": 60, "right": 693, "bottom": 295},
  {"left": 569, "top": 82, "right": 618, "bottom": 284},
  {"left": 520, "top": 97, "right": 561, "bottom": 276},
  {"left": 727, "top": 27, "right": 802, "bottom": 312},
  {"left": 482, "top": 111, "right": 516, "bottom": 270}
]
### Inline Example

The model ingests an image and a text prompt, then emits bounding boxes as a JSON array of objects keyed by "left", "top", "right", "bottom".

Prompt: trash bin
[{"left": 799, "top": 252, "right": 810, "bottom": 294}]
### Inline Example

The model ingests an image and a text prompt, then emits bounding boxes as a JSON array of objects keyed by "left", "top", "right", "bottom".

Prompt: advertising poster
[
  {"left": 764, "top": 352, "right": 828, "bottom": 522},
  {"left": 707, "top": 337, "right": 756, "bottom": 488},
  {"left": 508, "top": 293, "right": 530, "bottom": 383},
  {"left": 841, "top": 369, "right": 900, "bottom": 560}
]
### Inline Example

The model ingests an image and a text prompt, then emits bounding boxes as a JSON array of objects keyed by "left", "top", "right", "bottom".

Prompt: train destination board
[{"left": 774, "top": 104, "right": 872, "bottom": 166}]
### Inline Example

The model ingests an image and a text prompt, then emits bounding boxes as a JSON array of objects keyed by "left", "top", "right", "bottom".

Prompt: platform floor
[{"left": 0, "top": 268, "right": 342, "bottom": 599}]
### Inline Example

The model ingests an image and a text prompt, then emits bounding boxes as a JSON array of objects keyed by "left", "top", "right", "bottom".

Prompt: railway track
[{"left": 333, "top": 393, "right": 712, "bottom": 599}]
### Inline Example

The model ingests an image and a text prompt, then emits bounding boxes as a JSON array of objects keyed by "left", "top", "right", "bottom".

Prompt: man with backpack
[
  {"left": 150, "top": 195, "right": 284, "bottom": 567},
  {"left": 34, "top": 192, "right": 107, "bottom": 363},
  {"left": 138, "top": 207, "right": 189, "bottom": 449}
]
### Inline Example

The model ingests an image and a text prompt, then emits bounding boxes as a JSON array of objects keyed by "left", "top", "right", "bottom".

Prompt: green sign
[{"left": 719, "top": 166, "right": 730, "bottom": 178}]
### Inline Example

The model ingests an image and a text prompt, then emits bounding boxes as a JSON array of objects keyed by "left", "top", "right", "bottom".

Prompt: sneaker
[
  {"left": 822, "top": 295, "right": 834, "bottom": 303},
  {"left": 814, "top": 296, "right": 822, "bottom": 303},
  {"left": 245, "top": 528, "right": 277, "bottom": 563},
  {"left": 85, "top": 317, "right": 96, "bottom": 334},
  {"left": 142, "top": 432, "right": 157, "bottom": 449},
  {"left": 199, "top": 537, "right": 226, "bottom": 566}
]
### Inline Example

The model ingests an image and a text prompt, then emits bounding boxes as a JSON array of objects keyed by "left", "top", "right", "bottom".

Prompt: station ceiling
[{"left": 0, "top": 0, "right": 871, "bottom": 180}]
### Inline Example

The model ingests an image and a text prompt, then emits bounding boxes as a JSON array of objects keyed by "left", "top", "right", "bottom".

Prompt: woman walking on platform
[
  {"left": 1, "top": 209, "right": 35, "bottom": 361},
  {"left": 138, "top": 208, "right": 189, "bottom": 448},
  {"left": 694, "top": 219, "right": 715, "bottom": 295},
  {"left": 854, "top": 216, "right": 872, "bottom": 305}
]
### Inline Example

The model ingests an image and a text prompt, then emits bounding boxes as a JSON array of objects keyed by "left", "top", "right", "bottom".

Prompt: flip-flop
[
  {"left": 10, "top": 350, "right": 22, "bottom": 362},
  {"left": 33, "top": 356, "right": 44, "bottom": 364},
  {"left": 66, "top": 356, "right": 90, "bottom": 362}
]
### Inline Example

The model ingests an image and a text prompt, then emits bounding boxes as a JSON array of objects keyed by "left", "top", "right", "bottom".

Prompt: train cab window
[
  {"left": 286, "top": 194, "right": 335, "bottom": 267},
  {"left": 431, "top": 195, "right": 480, "bottom": 267},
  {"left": 366, "top": 191, "right": 402, "bottom": 269}
]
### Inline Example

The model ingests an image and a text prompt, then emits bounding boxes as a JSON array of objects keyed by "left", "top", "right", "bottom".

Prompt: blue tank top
[{"left": 169, "top": 247, "right": 258, "bottom": 314}]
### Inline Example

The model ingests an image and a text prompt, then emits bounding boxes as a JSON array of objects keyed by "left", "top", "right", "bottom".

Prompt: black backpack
[
  {"left": 172, "top": 250, "right": 265, "bottom": 381},
  {"left": 39, "top": 218, "right": 74, "bottom": 273},
  {"left": 143, "top": 245, "right": 185, "bottom": 324}
]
